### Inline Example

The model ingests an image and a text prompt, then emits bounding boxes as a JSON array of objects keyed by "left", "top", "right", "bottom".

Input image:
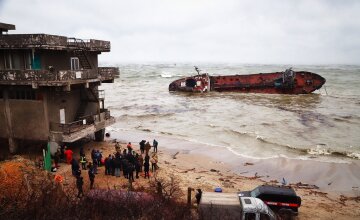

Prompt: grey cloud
[{"left": 0, "top": 0, "right": 359, "bottom": 64}]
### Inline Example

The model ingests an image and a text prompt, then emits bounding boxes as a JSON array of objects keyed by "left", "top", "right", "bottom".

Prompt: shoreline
[
  {"left": 86, "top": 137, "right": 360, "bottom": 219},
  {"left": 18, "top": 134, "right": 358, "bottom": 219},
  {"left": 108, "top": 128, "right": 360, "bottom": 196}
]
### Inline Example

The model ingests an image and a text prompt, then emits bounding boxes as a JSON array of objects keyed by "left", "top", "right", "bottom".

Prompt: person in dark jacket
[
  {"left": 139, "top": 140, "right": 146, "bottom": 154},
  {"left": 98, "top": 150, "right": 103, "bottom": 167},
  {"left": 114, "top": 157, "right": 121, "bottom": 177},
  {"left": 91, "top": 149, "right": 98, "bottom": 173},
  {"left": 127, "top": 151, "right": 136, "bottom": 164},
  {"left": 195, "top": 189, "right": 202, "bottom": 205},
  {"left": 153, "top": 139, "right": 158, "bottom": 152},
  {"left": 54, "top": 149, "right": 61, "bottom": 168},
  {"left": 76, "top": 176, "right": 84, "bottom": 198},
  {"left": 105, "top": 155, "right": 112, "bottom": 175},
  {"left": 122, "top": 159, "right": 129, "bottom": 179},
  {"left": 94, "top": 150, "right": 101, "bottom": 166},
  {"left": 144, "top": 153, "right": 150, "bottom": 164},
  {"left": 91, "top": 149, "right": 96, "bottom": 162},
  {"left": 115, "top": 151, "right": 121, "bottom": 159},
  {"left": 134, "top": 154, "right": 141, "bottom": 178},
  {"left": 88, "top": 163, "right": 95, "bottom": 189},
  {"left": 127, "top": 163, "right": 135, "bottom": 182},
  {"left": 110, "top": 155, "right": 115, "bottom": 176},
  {"left": 144, "top": 160, "right": 150, "bottom": 179},
  {"left": 71, "top": 158, "right": 80, "bottom": 176}
]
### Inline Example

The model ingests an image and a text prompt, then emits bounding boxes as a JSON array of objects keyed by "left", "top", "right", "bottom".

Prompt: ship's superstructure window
[{"left": 71, "top": 57, "right": 80, "bottom": 70}]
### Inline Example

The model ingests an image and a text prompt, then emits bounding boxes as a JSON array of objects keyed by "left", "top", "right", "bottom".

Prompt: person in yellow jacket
[
  {"left": 150, "top": 152, "right": 158, "bottom": 172},
  {"left": 80, "top": 155, "right": 87, "bottom": 170}
]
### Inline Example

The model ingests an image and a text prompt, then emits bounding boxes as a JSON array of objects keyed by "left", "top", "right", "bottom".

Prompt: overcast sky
[{"left": 1, "top": 0, "right": 360, "bottom": 65}]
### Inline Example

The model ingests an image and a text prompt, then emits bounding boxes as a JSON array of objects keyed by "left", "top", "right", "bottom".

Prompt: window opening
[{"left": 71, "top": 57, "right": 80, "bottom": 70}]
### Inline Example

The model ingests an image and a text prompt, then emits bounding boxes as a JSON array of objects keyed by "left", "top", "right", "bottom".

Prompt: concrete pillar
[
  {"left": 42, "top": 91, "right": 50, "bottom": 136},
  {"left": 8, "top": 137, "right": 18, "bottom": 154},
  {"left": 3, "top": 90, "right": 17, "bottom": 153}
]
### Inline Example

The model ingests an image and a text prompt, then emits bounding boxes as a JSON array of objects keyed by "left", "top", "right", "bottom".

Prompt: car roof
[{"left": 254, "top": 185, "right": 297, "bottom": 196}]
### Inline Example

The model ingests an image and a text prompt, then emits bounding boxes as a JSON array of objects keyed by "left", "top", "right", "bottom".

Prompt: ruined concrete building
[{"left": 0, "top": 22, "right": 119, "bottom": 153}]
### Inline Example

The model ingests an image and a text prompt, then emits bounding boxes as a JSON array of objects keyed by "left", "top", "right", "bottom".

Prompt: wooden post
[{"left": 187, "top": 187, "right": 192, "bottom": 207}]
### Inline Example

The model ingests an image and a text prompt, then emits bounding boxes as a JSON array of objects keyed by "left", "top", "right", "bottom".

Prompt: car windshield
[{"left": 250, "top": 188, "right": 260, "bottom": 197}]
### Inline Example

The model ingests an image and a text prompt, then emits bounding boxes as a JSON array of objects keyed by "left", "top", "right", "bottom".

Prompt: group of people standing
[
  {"left": 64, "top": 139, "right": 160, "bottom": 198},
  {"left": 110, "top": 139, "right": 159, "bottom": 179},
  {"left": 73, "top": 147, "right": 97, "bottom": 198}
]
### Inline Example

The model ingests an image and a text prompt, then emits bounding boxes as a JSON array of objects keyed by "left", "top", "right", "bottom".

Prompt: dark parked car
[{"left": 238, "top": 185, "right": 301, "bottom": 214}]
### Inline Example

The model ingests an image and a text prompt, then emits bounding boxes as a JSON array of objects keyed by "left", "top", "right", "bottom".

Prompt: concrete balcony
[
  {"left": 0, "top": 67, "right": 119, "bottom": 86},
  {"left": 99, "top": 67, "right": 120, "bottom": 79},
  {"left": 0, "top": 34, "right": 110, "bottom": 52},
  {"left": 49, "top": 109, "right": 115, "bottom": 143}
]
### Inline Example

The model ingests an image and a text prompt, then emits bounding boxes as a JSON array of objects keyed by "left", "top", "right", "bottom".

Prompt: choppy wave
[
  {"left": 225, "top": 128, "right": 360, "bottom": 160},
  {"left": 306, "top": 145, "right": 360, "bottom": 159},
  {"left": 119, "top": 113, "right": 175, "bottom": 120}
]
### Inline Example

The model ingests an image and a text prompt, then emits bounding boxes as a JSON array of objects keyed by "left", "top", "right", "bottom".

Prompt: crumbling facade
[{"left": 0, "top": 22, "right": 119, "bottom": 153}]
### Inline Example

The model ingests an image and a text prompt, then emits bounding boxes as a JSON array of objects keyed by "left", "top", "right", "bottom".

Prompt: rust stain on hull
[{"left": 169, "top": 69, "right": 326, "bottom": 94}]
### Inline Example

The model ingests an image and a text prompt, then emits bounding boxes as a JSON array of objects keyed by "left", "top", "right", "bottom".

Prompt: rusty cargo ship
[{"left": 169, "top": 68, "right": 326, "bottom": 94}]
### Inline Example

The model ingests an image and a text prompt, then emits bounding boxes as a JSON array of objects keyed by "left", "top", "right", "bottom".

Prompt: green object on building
[
  {"left": 43, "top": 143, "right": 52, "bottom": 171},
  {"left": 31, "top": 53, "right": 41, "bottom": 70}
]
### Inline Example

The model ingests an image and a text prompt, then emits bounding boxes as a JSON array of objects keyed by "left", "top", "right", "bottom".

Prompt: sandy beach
[{"left": 54, "top": 135, "right": 360, "bottom": 220}]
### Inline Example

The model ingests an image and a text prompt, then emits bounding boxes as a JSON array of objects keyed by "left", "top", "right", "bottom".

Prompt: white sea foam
[
  {"left": 347, "top": 152, "right": 360, "bottom": 159},
  {"left": 160, "top": 72, "right": 172, "bottom": 78},
  {"left": 307, "top": 145, "right": 332, "bottom": 156}
]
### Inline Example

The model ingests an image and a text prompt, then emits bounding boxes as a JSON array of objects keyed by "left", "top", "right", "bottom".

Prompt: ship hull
[{"left": 169, "top": 71, "right": 326, "bottom": 94}]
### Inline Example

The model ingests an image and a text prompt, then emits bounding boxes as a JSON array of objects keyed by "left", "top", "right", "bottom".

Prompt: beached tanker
[{"left": 168, "top": 67, "right": 326, "bottom": 94}]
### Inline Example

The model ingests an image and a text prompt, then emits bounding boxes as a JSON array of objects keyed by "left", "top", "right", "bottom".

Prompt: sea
[{"left": 100, "top": 63, "right": 360, "bottom": 163}]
